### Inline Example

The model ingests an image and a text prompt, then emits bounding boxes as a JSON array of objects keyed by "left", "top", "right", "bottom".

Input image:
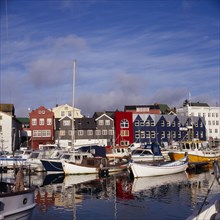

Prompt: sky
[{"left": 0, "top": 0, "right": 219, "bottom": 117}]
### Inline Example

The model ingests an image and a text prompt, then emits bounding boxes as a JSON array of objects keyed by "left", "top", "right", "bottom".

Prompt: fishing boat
[
  {"left": 131, "top": 142, "right": 164, "bottom": 163},
  {"left": 106, "top": 145, "right": 131, "bottom": 160},
  {"left": 168, "top": 140, "right": 220, "bottom": 164},
  {"left": 129, "top": 156, "right": 188, "bottom": 178},
  {"left": 63, "top": 157, "right": 128, "bottom": 175},
  {"left": 0, "top": 167, "right": 36, "bottom": 219}
]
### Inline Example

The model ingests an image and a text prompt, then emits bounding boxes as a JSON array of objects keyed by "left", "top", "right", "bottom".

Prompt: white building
[
  {"left": 177, "top": 102, "right": 220, "bottom": 144},
  {"left": 52, "top": 104, "right": 83, "bottom": 119},
  {"left": 0, "top": 111, "right": 13, "bottom": 152}
]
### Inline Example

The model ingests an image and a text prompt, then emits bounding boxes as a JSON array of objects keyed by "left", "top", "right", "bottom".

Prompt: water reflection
[{"left": 11, "top": 167, "right": 219, "bottom": 220}]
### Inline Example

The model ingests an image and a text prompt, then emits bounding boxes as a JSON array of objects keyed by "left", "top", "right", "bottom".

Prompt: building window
[
  {"left": 99, "top": 120, "right": 104, "bottom": 126},
  {"left": 120, "top": 119, "right": 129, "bottom": 128},
  {"left": 167, "top": 121, "right": 170, "bottom": 127},
  {"left": 151, "top": 131, "right": 155, "bottom": 138},
  {"left": 194, "top": 122, "right": 198, "bottom": 127},
  {"left": 140, "top": 121, "right": 144, "bottom": 126},
  {"left": 33, "top": 130, "right": 38, "bottom": 137},
  {"left": 95, "top": 130, "right": 101, "bottom": 136},
  {"left": 68, "top": 111, "right": 72, "bottom": 117},
  {"left": 216, "top": 113, "right": 219, "bottom": 117},
  {"left": 203, "top": 113, "right": 206, "bottom": 117},
  {"left": 215, "top": 129, "right": 218, "bottom": 133},
  {"left": 216, "top": 121, "right": 219, "bottom": 125},
  {"left": 172, "top": 131, "right": 176, "bottom": 139},
  {"left": 145, "top": 120, "right": 150, "bottom": 126},
  {"left": 195, "top": 131, "right": 199, "bottom": 138},
  {"left": 213, "top": 121, "right": 215, "bottom": 125},
  {"left": 140, "top": 131, "right": 145, "bottom": 138},
  {"left": 47, "top": 118, "right": 52, "bottom": 125},
  {"left": 146, "top": 131, "right": 150, "bottom": 138},
  {"left": 105, "top": 120, "right": 110, "bottom": 126},
  {"left": 161, "top": 120, "right": 165, "bottom": 127},
  {"left": 39, "top": 118, "right": 44, "bottom": 125},
  {"left": 102, "top": 130, "right": 107, "bottom": 135},
  {"left": 60, "top": 130, "right": 65, "bottom": 136},
  {"left": 150, "top": 121, "right": 155, "bottom": 126},
  {"left": 178, "top": 131, "right": 181, "bottom": 138},
  {"left": 200, "top": 122, "right": 203, "bottom": 127},
  {"left": 209, "top": 129, "right": 212, "bottom": 133},
  {"left": 46, "top": 130, "right": 51, "bottom": 137},
  {"left": 61, "top": 111, "right": 65, "bottom": 117},
  {"left": 167, "top": 131, "right": 170, "bottom": 138},
  {"left": 108, "top": 130, "right": 113, "bottom": 135},
  {"left": 135, "top": 121, "right": 139, "bottom": 126},
  {"left": 63, "top": 120, "right": 70, "bottom": 126},
  {"left": 42, "top": 130, "right": 47, "bottom": 137},
  {"left": 172, "top": 121, "right": 175, "bottom": 127},
  {"left": 135, "top": 131, "right": 140, "bottom": 139},
  {"left": 78, "top": 130, "right": 84, "bottom": 136},
  {"left": 200, "top": 131, "right": 203, "bottom": 138},
  {"left": 161, "top": 131, "right": 165, "bottom": 139},
  {"left": 87, "top": 130, "right": 93, "bottom": 136},
  {"left": 120, "top": 130, "right": 129, "bottom": 136},
  {"left": 32, "top": 118, "right": 37, "bottom": 126}
]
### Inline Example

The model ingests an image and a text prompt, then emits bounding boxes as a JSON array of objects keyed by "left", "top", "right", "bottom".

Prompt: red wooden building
[
  {"left": 29, "top": 106, "right": 55, "bottom": 150},
  {"left": 114, "top": 111, "right": 133, "bottom": 146}
]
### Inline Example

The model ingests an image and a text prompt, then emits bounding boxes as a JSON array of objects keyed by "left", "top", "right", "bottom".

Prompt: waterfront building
[
  {"left": 133, "top": 114, "right": 206, "bottom": 145},
  {"left": 29, "top": 106, "right": 55, "bottom": 150},
  {"left": 93, "top": 112, "right": 115, "bottom": 146},
  {"left": 177, "top": 102, "right": 220, "bottom": 146},
  {"left": 114, "top": 111, "right": 133, "bottom": 146},
  {"left": 0, "top": 110, "right": 22, "bottom": 152},
  {"left": 113, "top": 111, "right": 206, "bottom": 146},
  {"left": 52, "top": 104, "right": 83, "bottom": 119}
]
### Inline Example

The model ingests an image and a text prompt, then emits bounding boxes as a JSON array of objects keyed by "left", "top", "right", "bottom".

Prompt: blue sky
[{"left": 0, "top": 0, "right": 219, "bottom": 117}]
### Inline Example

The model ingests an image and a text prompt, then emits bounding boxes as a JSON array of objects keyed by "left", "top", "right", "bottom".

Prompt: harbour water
[{"left": 2, "top": 167, "right": 219, "bottom": 220}]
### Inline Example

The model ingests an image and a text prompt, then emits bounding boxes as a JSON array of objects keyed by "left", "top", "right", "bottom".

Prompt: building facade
[
  {"left": 29, "top": 106, "right": 55, "bottom": 150},
  {"left": 114, "top": 111, "right": 134, "bottom": 146},
  {"left": 52, "top": 104, "right": 83, "bottom": 119},
  {"left": 0, "top": 111, "right": 22, "bottom": 152},
  {"left": 133, "top": 114, "right": 206, "bottom": 145},
  {"left": 177, "top": 102, "right": 220, "bottom": 145}
]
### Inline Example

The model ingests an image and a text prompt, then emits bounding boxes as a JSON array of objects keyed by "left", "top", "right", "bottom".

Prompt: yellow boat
[{"left": 168, "top": 140, "right": 220, "bottom": 164}]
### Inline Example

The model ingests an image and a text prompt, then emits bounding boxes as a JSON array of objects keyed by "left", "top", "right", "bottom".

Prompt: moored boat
[
  {"left": 168, "top": 140, "right": 220, "bottom": 164},
  {"left": 131, "top": 142, "right": 164, "bottom": 163},
  {"left": 0, "top": 167, "right": 36, "bottom": 219},
  {"left": 129, "top": 156, "right": 188, "bottom": 178},
  {"left": 63, "top": 157, "right": 128, "bottom": 175}
]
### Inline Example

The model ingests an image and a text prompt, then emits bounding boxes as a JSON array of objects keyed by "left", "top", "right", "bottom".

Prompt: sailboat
[{"left": 63, "top": 61, "right": 128, "bottom": 175}]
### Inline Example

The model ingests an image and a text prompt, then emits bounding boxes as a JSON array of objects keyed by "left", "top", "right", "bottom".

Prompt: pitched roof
[
  {"left": 0, "top": 104, "right": 15, "bottom": 115},
  {"left": 92, "top": 111, "right": 115, "bottom": 119},
  {"left": 17, "top": 117, "right": 30, "bottom": 124},
  {"left": 190, "top": 102, "right": 209, "bottom": 107}
]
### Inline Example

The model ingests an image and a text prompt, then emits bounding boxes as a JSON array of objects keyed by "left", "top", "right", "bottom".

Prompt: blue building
[{"left": 133, "top": 114, "right": 206, "bottom": 144}]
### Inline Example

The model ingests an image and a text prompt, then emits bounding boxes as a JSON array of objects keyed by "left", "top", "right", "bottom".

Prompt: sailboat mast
[{"left": 71, "top": 60, "right": 76, "bottom": 149}]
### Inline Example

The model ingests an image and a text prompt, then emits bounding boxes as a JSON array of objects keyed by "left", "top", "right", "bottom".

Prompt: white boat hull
[
  {"left": 63, "top": 162, "right": 99, "bottom": 175},
  {"left": 0, "top": 186, "right": 36, "bottom": 219},
  {"left": 130, "top": 157, "right": 188, "bottom": 178}
]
